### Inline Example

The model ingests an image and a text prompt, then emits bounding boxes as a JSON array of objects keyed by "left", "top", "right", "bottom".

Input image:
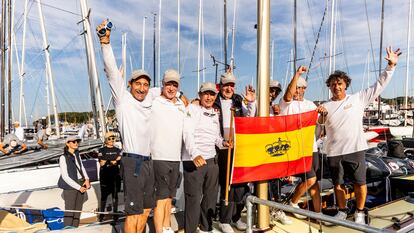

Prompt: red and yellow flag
[{"left": 231, "top": 110, "right": 318, "bottom": 184}]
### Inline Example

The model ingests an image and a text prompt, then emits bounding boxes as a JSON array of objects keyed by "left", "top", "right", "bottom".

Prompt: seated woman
[{"left": 58, "top": 136, "right": 91, "bottom": 227}]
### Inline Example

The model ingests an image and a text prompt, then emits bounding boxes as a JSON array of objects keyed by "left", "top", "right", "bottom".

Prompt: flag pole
[
  {"left": 224, "top": 107, "right": 235, "bottom": 206},
  {"left": 256, "top": 0, "right": 270, "bottom": 229}
]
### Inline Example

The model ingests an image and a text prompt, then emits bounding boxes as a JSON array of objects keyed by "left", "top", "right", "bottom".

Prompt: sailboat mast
[
  {"left": 122, "top": 33, "right": 127, "bottom": 81},
  {"left": 256, "top": 0, "right": 270, "bottom": 229},
  {"left": 406, "top": 0, "right": 412, "bottom": 128},
  {"left": 230, "top": 0, "right": 237, "bottom": 70},
  {"left": 45, "top": 73, "right": 51, "bottom": 129},
  {"left": 142, "top": 16, "right": 146, "bottom": 69},
  {"left": 153, "top": 13, "right": 156, "bottom": 87},
  {"left": 37, "top": 0, "right": 60, "bottom": 137},
  {"left": 378, "top": 0, "right": 385, "bottom": 119},
  {"left": 293, "top": 0, "right": 297, "bottom": 72},
  {"left": 79, "top": 0, "right": 107, "bottom": 139},
  {"left": 328, "top": 0, "right": 336, "bottom": 74},
  {"left": 223, "top": 0, "right": 228, "bottom": 69},
  {"left": 158, "top": 0, "right": 161, "bottom": 87},
  {"left": 7, "top": 0, "right": 11, "bottom": 132},
  {"left": 19, "top": 0, "right": 28, "bottom": 127},
  {"left": 197, "top": 0, "right": 202, "bottom": 89},
  {"left": 0, "top": 0, "right": 5, "bottom": 139},
  {"left": 177, "top": 0, "right": 180, "bottom": 73}
]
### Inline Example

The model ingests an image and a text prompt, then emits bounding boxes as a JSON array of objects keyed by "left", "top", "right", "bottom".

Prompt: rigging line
[
  {"left": 28, "top": 74, "right": 44, "bottom": 118},
  {"left": 12, "top": 0, "right": 35, "bottom": 34},
  {"left": 305, "top": 3, "right": 328, "bottom": 81},
  {"left": 32, "top": 0, "right": 81, "bottom": 16},
  {"left": 364, "top": 0, "right": 378, "bottom": 78},
  {"left": 305, "top": 0, "right": 317, "bottom": 38}
]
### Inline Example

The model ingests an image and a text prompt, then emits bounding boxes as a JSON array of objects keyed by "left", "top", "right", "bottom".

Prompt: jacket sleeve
[
  {"left": 183, "top": 105, "right": 201, "bottom": 160},
  {"left": 242, "top": 100, "right": 257, "bottom": 117},
  {"left": 359, "top": 65, "right": 395, "bottom": 106},
  {"left": 101, "top": 44, "right": 125, "bottom": 106},
  {"left": 59, "top": 156, "right": 82, "bottom": 190}
]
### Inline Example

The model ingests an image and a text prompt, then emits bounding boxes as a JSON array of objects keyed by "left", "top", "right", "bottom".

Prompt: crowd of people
[{"left": 57, "top": 19, "right": 402, "bottom": 233}]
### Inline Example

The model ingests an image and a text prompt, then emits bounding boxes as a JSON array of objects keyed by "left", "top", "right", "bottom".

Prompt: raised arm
[
  {"left": 359, "top": 47, "right": 401, "bottom": 105},
  {"left": 242, "top": 85, "right": 257, "bottom": 116},
  {"left": 284, "top": 65, "right": 307, "bottom": 102},
  {"left": 97, "top": 20, "right": 125, "bottom": 104}
]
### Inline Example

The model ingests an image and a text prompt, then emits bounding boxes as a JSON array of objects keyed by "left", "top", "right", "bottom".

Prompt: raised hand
[
  {"left": 244, "top": 85, "right": 256, "bottom": 102},
  {"left": 385, "top": 46, "right": 402, "bottom": 67},
  {"left": 296, "top": 65, "right": 307, "bottom": 75},
  {"left": 96, "top": 19, "right": 111, "bottom": 44}
]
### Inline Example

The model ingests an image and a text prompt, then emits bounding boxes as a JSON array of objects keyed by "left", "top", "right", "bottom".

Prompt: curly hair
[{"left": 325, "top": 70, "right": 352, "bottom": 89}]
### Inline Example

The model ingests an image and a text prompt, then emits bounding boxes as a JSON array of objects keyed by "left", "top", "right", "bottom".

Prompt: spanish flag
[{"left": 231, "top": 110, "right": 318, "bottom": 184}]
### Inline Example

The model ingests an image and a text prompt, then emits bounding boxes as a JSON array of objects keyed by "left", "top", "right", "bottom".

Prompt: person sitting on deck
[{"left": 0, "top": 133, "right": 28, "bottom": 156}]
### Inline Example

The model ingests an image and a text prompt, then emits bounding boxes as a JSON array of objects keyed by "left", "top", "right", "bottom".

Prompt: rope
[{"left": 1, "top": 206, "right": 125, "bottom": 216}]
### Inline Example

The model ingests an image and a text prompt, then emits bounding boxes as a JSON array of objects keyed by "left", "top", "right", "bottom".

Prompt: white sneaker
[
  {"left": 324, "top": 211, "right": 347, "bottom": 226},
  {"left": 162, "top": 227, "right": 174, "bottom": 233},
  {"left": 289, "top": 201, "right": 307, "bottom": 219},
  {"left": 232, "top": 219, "right": 247, "bottom": 230},
  {"left": 219, "top": 223, "right": 235, "bottom": 233},
  {"left": 198, "top": 228, "right": 221, "bottom": 233},
  {"left": 272, "top": 210, "right": 293, "bottom": 225},
  {"left": 354, "top": 211, "right": 366, "bottom": 225}
]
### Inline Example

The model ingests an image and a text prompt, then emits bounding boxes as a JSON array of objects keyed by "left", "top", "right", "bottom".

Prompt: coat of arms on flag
[{"left": 231, "top": 110, "right": 318, "bottom": 184}]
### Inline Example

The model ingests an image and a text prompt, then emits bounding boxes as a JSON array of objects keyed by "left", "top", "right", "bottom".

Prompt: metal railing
[{"left": 246, "top": 195, "right": 393, "bottom": 233}]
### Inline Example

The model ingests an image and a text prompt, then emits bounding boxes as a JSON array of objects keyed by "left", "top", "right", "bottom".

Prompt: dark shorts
[
  {"left": 122, "top": 156, "right": 155, "bottom": 215},
  {"left": 327, "top": 150, "right": 366, "bottom": 185},
  {"left": 296, "top": 152, "right": 320, "bottom": 180},
  {"left": 153, "top": 160, "right": 181, "bottom": 200}
]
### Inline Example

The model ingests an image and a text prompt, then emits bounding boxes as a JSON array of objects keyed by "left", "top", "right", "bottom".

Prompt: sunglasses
[
  {"left": 97, "top": 21, "right": 113, "bottom": 37},
  {"left": 68, "top": 140, "right": 79, "bottom": 144},
  {"left": 107, "top": 137, "right": 116, "bottom": 141}
]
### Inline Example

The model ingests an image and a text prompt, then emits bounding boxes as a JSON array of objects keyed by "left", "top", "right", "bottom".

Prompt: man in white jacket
[
  {"left": 183, "top": 82, "right": 231, "bottom": 233},
  {"left": 320, "top": 47, "right": 401, "bottom": 224},
  {"left": 97, "top": 20, "right": 154, "bottom": 233},
  {"left": 151, "top": 69, "right": 186, "bottom": 233}
]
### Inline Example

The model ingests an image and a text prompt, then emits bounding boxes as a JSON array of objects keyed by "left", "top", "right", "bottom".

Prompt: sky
[{"left": 6, "top": 0, "right": 414, "bottom": 123}]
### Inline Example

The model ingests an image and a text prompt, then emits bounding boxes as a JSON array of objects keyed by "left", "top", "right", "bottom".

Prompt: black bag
[{"left": 387, "top": 140, "right": 405, "bottom": 158}]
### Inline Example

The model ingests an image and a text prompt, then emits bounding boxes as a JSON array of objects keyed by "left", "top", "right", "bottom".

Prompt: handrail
[{"left": 246, "top": 195, "right": 393, "bottom": 233}]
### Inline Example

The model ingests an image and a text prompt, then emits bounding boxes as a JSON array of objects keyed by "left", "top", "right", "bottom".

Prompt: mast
[
  {"left": 223, "top": 0, "right": 228, "bottom": 69},
  {"left": 293, "top": 0, "right": 297, "bottom": 72},
  {"left": 45, "top": 72, "right": 51, "bottom": 129},
  {"left": 328, "top": 0, "right": 336, "bottom": 74},
  {"left": 7, "top": 0, "right": 11, "bottom": 132},
  {"left": 378, "top": 0, "right": 385, "bottom": 119},
  {"left": 256, "top": 0, "right": 270, "bottom": 229},
  {"left": 158, "top": 0, "right": 162, "bottom": 87},
  {"left": 406, "top": 0, "right": 412, "bottom": 128},
  {"left": 202, "top": 3, "right": 205, "bottom": 82},
  {"left": 177, "top": 0, "right": 180, "bottom": 73},
  {"left": 122, "top": 33, "right": 127, "bottom": 81},
  {"left": 230, "top": 0, "right": 237, "bottom": 70},
  {"left": 271, "top": 40, "right": 274, "bottom": 80},
  {"left": 332, "top": 0, "right": 338, "bottom": 70},
  {"left": 19, "top": 0, "right": 28, "bottom": 126},
  {"left": 0, "top": 0, "right": 5, "bottom": 139},
  {"left": 37, "top": 0, "right": 60, "bottom": 137},
  {"left": 79, "top": 0, "right": 106, "bottom": 138},
  {"left": 197, "top": 0, "right": 202, "bottom": 89},
  {"left": 142, "top": 16, "right": 146, "bottom": 69},
  {"left": 153, "top": 13, "right": 156, "bottom": 86}
]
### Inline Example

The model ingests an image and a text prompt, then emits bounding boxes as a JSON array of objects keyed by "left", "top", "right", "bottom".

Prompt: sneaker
[
  {"left": 324, "top": 211, "right": 347, "bottom": 226},
  {"left": 272, "top": 210, "right": 293, "bottom": 225},
  {"left": 354, "top": 211, "right": 366, "bottom": 225},
  {"left": 219, "top": 223, "right": 235, "bottom": 233},
  {"left": 232, "top": 219, "right": 247, "bottom": 230},
  {"left": 289, "top": 201, "right": 307, "bottom": 219},
  {"left": 199, "top": 228, "right": 221, "bottom": 233},
  {"left": 162, "top": 227, "right": 174, "bottom": 233}
]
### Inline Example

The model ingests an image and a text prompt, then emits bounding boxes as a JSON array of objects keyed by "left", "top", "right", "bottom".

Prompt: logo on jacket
[{"left": 265, "top": 138, "right": 290, "bottom": 157}]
